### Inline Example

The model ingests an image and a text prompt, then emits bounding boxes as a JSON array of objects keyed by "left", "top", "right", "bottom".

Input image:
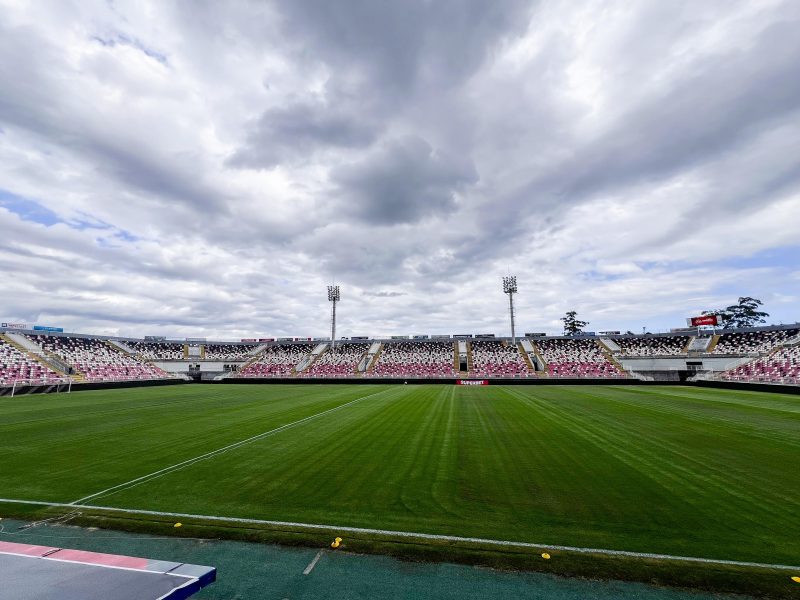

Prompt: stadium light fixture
[
  {"left": 328, "top": 285, "right": 340, "bottom": 352},
  {"left": 502, "top": 276, "right": 518, "bottom": 345}
]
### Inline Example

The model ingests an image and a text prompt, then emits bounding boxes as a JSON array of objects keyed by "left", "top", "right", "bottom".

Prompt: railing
[
  {"left": 77, "top": 374, "right": 178, "bottom": 383},
  {"left": 232, "top": 372, "right": 638, "bottom": 380},
  {"left": 719, "top": 374, "right": 800, "bottom": 385},
  {"left": 543, "top": 372, "right": 631, "bottom": 379}
]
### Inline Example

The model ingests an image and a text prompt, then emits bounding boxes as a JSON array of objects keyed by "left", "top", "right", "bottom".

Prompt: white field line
[
  {"left": 303, "top": 550, "right": 324, "bottom": 575},
  {"left": 0, "top": 498, "right": 798, "bottom": 572},
  {"left": 70, "top": 387, "right": 393, "bottom": 505}
]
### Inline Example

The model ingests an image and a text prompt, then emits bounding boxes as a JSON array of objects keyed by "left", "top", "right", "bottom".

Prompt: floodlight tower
[
  {"left": 328, "top": 285, "right": 340, "bottom": 352},
  {"left": 502, "top": 275, "right": 518, "bottom": 345}
]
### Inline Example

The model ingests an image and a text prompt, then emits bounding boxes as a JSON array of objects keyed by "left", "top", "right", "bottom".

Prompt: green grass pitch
[{"left": 1, "top": 384, "right": 798, "bottom": 565}]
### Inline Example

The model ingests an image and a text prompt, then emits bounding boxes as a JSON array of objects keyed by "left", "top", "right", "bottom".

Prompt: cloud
[
  {"left": 0, "top": 0, "right": 798, "bottom": 338},
  {"left": 362, "top": 291, "right": 407, "bottom": 298},
  {"left": 275, "top": 0, "right": 534, "bottom": 93},
  {"left": 331, "top": 136, "right": 478, "bottom": 225},
  {"left": 228, "top": 98, "right": 381, "bottom": 168}
]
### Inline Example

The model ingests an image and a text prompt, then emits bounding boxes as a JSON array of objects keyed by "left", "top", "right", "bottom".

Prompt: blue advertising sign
[{"left": 33, "top": 325, "right": 64, "bottom": 332}]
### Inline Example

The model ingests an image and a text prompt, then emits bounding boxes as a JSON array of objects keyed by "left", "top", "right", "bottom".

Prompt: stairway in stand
[
  {"left": 706, "top": 334, "right": 721, "bottom": 353},
  {"left": 517, "top": 342, "right": 535, "bottom": 372},
  {"left": 529, "top": 341, "right": 549, "bottom": 377},
  {"left": 595, "top": 340, "right": 628, "bottom": 377},
  {"left": 366, "top": 343, "right": 383, "bottom": 373}
]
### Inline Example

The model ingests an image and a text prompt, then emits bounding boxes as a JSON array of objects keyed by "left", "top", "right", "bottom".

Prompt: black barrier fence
[
  {"left": 3, "top": 376, "right": 798, "bottom": 396},
  {"left": 0, "top": 378, "right": 186, "bottom": 397}
]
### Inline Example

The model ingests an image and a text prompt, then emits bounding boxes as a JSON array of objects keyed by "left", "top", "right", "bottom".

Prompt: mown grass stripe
[{"left": 70, "top": 387, "right": 395, "bottom": 505}]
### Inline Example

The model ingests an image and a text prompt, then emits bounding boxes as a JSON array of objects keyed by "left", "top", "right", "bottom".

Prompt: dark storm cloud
[
  {"left": 228, "top": 99, "right": 381, "bottom": 168},
  {"left": 275, "top": 0, "right": 535, "bottom": 92},
  {"left": 226, "top": 0, "right": 533, "bottom": 169},
  {"left": 331, "top": 136, "right": 478, "bottom": 225}
]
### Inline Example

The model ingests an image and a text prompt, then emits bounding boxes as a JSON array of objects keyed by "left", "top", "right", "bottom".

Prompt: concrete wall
[{"left": 619, "top": 356, "right": 752, "bottom": 372}]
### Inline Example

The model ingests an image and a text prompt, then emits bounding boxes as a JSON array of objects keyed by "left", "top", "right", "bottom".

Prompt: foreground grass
[{"left": 1, "top": 383, "right": 799, "bottom": 595}]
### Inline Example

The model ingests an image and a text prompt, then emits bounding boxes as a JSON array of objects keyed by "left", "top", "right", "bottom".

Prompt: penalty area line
[
  {"left": 70, "top": 387, "right": 394, "bottom": 506},
  {"left": 0, "top": 498, "right": 798, "bottom": 572}
]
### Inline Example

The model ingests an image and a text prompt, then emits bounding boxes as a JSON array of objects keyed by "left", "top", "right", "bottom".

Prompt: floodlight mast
[
  {"left": 328, "top": 285, "right": 340, "bottom": 352},
  {"left": 502, "top": 276, "right": 518, "bottom": 345}
]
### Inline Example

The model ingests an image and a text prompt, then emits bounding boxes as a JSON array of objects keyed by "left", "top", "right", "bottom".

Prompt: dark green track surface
[
  {"left": 1, "top": 384, "right": 798, "bottom": 566},
  {"left": 0, "top": 518, "right": 756, "bottom": 600}
]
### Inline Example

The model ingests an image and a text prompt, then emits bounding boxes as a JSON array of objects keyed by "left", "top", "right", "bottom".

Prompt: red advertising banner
[
  {"left": 456, "top": 380, "right": 489, "bottom": 386},
  {"left": 687, "top": 315, "right": 719, "bottom": 327}
]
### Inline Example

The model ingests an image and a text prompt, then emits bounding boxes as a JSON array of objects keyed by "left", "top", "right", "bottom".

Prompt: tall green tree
[
  {"left": 561, "top": 310, "right": 589, "bottom": 335},
  {"left": 702, "top": 297, "right": 769, "bottom": 328}
]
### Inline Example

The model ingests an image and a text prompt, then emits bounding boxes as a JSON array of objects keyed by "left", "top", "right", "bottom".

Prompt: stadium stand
[
  {"left": 28, "top": 335, "right": 169, "bottom": 382},
  {"left": 204, "top": 344, "right": 258, "bottom": 361},
  {"left": 371, "top": 341, "right": 457, "bottom": 377},
  {"left": 721, "top": 344, "right": 800, "bottom": 384},
  {"left": 534, "top": 338, "right": 626, "bottom": 378},
  {"left": 470, "top": 340, "right": 531, "bottom": 377},
  {"left": 303, "top": 343, "right": 368, "bottom": 377},
  {"left": 712, "top": 328, "right": 799, "bottom": 354},
  {"left": 238, "top": 343, "right": 313, "bottom": 377},
  {"left": 4, "top": 323, "right": 799, "bottom": 386},
  {"left": 0, "top": 337, "right": 60, "bottom": 384},
  {"left": 127, "top": 341, "right": 184, "bottom": 360},
  {"left": 615, "top": 335, "right": 689, "bottom": 356}
]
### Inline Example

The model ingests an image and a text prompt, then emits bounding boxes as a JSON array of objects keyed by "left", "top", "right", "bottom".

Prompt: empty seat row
[
  {"left": 127, "top": 341, "right": 185, "bottom": 360},
  {"left": 722, "top": 345, "right": 800, "bottom": 384},
  {"left": 28, "top": 335, "right": 169, "bottom": 382},
  {"left": 239, "top": 344, "right": 314, "bottom": 377},
  {"left": 469, "top": 340, "right": 530, "bottom": 376},
  {"left": 371, "top": 342, "right": 456, "bottom": 377},
  {"left": 713, "top": 329, "right": 799, "bottom": 354},
  {"left": 303, "top": 343, "right": 368, "bottom": 377},
  {"left": 615, "top": 336, "right": 689, "bottom": 356},
  {"left": 534, "top": 338, "right": 626, "bottom": 378},
  {"left": 0, "top": 339, "right": 60, "bottom": 385},
  {"left": 203, "top": 344, "right": 258, "bottom": 360}
]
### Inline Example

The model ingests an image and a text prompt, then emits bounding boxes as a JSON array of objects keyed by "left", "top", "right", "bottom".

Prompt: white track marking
[
  {"left": 70, "top": 387, "right": 393, "bottom": 505},
  {"left": 303, "top": 550, "right": 324, "bottom": 575},
  {"left": 0, "top": 498, "right": 797, "bottom": 572}
]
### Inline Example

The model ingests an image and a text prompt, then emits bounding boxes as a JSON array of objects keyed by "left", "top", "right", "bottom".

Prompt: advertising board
[{"left": 687, "top": 315, "right": 719, "bottom": 327}]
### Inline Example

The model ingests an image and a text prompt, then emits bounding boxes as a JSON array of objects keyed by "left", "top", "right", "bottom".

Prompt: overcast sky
[{"left": 1, "top": 0, "right": 799, "bottom": 340}]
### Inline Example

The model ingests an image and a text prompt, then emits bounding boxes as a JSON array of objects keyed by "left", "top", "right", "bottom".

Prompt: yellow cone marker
[
  {"left": 541, "top": 552, "right": 551, "bottom": 560},
  {"left": 791, "top": 576, "right": 800, "bottom": 583},
  {"left": 174, "top": 523, "right": 182, "bottom": 528}
]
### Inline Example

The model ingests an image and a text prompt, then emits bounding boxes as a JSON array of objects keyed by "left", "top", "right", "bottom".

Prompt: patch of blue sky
[
  {"left": 0, "top": 189, "right": 61, "bottom": 226},
  {"left": 588, "top": 246, "right": 799, "bottom": 283},
  {"left": 91, "top": 33, "right": 168, "bottom": 65},
  {"left": 709, "top": 245, "right": 800, "bottom": 271},
  {"left": 1, "top": 189, "right": 139, "bottom": 241}
]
